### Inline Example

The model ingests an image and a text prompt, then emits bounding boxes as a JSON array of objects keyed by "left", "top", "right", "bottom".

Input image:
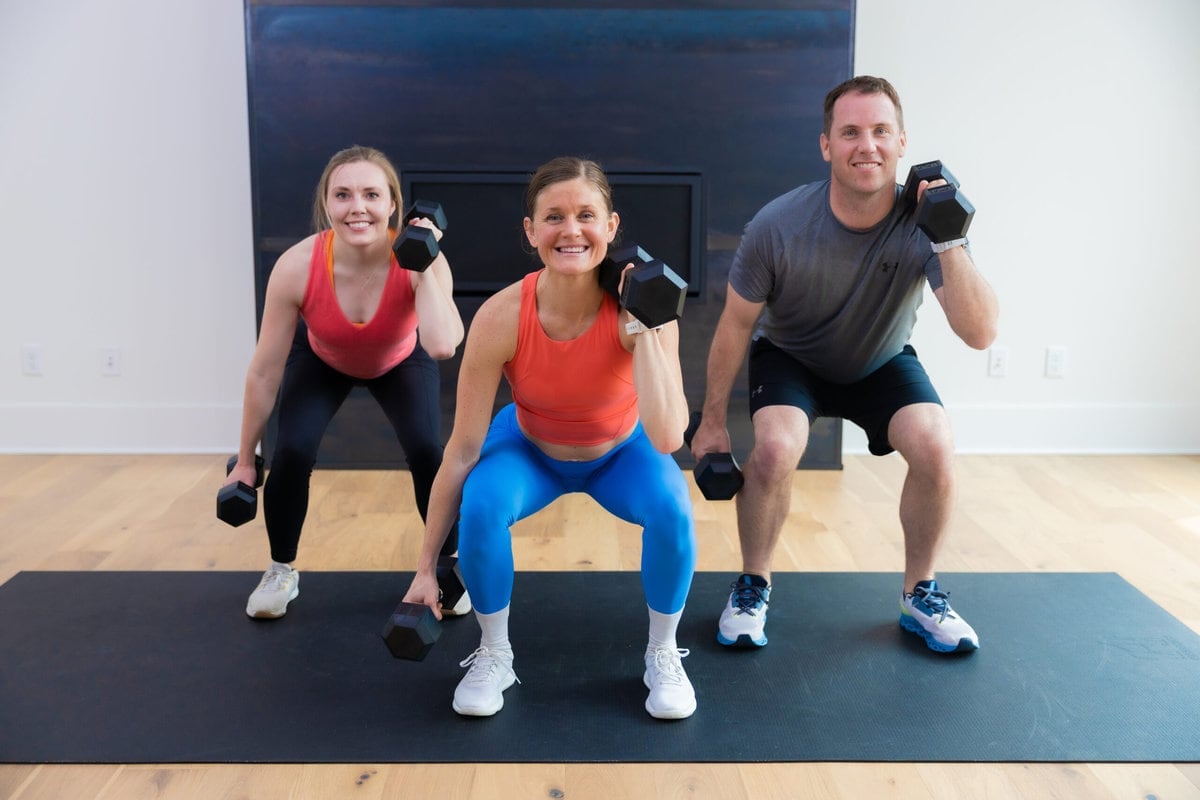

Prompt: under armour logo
[
  {"left": 752, "top": 385, "right": 764, "bottom": 397},
  {"left": 881, "top": 261, "right": 898, "bottom": 273}
]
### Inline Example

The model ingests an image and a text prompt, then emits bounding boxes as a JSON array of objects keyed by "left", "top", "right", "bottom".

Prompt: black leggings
[{"left": 263, "top": 325, "right": 456, "bottom": 563}]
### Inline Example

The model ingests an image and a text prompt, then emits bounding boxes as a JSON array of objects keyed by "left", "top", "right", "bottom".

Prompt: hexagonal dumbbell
[
  {"left": 682, "top": 411, "right": 744, "bottom": 501},
  {"left": 901, "top": 160, "right": 975, "bottom": 246},
  {"left": 392, "top": 199, "right": 448, "bottom": 272},
  {"left": 380, "top": 555, "right": 468, "bottom": 660},
  {"left": 216, "top": 454, "right": 265, "bottom": 527},
  {"left": 381, "top": 602, "right": 442, "bottom": 661},
  {"left": 598, "top": 244, "right": 688, "bottom": 330}
]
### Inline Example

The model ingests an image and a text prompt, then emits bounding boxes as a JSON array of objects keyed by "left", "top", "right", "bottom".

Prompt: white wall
[
  {"left": 0, "top": 0, "right": 256, "bottom": 452},
  {"left": 2, "top": 0, "right": 1198, "bottom": 454},
  {"left": 854, "top": 0, "right": 1200, "bottom": 453}
]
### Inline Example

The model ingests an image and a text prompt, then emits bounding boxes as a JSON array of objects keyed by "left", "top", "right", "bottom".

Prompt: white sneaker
[
  {"left": 441, "top": 589, "right": 472, "bottom": 617},
  {"left": 717, "top": 574, "right": 770, "bottom": 647},
  {"left": 452, "top": 646, "right": 519, "bottom": 717},
  {"left": 643, "top": 647, "right": 697, "bottom": 719},
  {"left": 245, "top": 565, "right": 299, "bottom": 619},
  {"left": 899, "top": 579, "right": 980, "bottom": 653}
]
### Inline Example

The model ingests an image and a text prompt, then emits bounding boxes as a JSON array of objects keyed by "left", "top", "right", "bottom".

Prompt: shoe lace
[
  {"left": 729, "top": 580, "right": 767, "bottom": 615},
  {"left": 910, "top": 585, "right": 952, "bottom": 622},
  {"left": 459, "top": 646, "right": 520, "bottom": 687},
  {"left": 257, "top": 568, "right": 290, "bottom": 591},
  {"left": 648, "top": 647, "right": 690, "bottom": 687}
]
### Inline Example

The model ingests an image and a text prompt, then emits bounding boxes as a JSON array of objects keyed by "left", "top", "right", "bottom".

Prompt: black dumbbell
[
  {"left": 216, "top": 454, "right": 265, "bottom": 527},
  {"left": 683, "top": 411, "right": 744, "bottom": 501},
  {"left": 901, "top": 160, "right": 975, "bottom": 246},
  {"left": 392, "top": 200, "right": 448, "bottom": 272},
  {"left": 381, "top": 602, "right": 441, "bottom": 661},
  {"left": 380, "top": 555, "right": 467, "bottom": 660},
  {"left": 436, "top": 554, "right": 468, "bottom": 615},
  {"left": 598, "top": 244, "right": 688, "bottom": 330}
]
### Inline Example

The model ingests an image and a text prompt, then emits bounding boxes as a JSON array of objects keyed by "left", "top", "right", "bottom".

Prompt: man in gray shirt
[{"left": 690, "top": 75, "right": 998, "bottom": 653}]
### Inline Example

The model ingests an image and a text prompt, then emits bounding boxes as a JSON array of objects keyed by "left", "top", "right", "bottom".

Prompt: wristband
[
  {"left": 625, "top": 319, "right": 664, "bottom": 336},
  {"left": 931, "top": 237, "right": 968, "bottom": 254}
]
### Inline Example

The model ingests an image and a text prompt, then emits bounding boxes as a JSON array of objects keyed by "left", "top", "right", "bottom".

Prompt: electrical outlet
[
  {"left": 21, "top": 344, "right": 43, "bottom": 376},
  {"left": 101, "top": 346, "right": 122, "bottom": 376},
  {"left": 987, "top": 345, "right": 1009, "bottom": 378},
  {"left": 1045, "top": 346, "right": 1067, "bottom": 379}
]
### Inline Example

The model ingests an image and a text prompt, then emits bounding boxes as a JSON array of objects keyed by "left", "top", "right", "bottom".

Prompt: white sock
[
  {"left": 647, "top": 606, "right": 682, "bottom": 654},
  {"left": 474, "top": 606, "right": 512, "bottom": 655},
  {"left": 270, "top": 560, "right": 293, "bottom": 573}
]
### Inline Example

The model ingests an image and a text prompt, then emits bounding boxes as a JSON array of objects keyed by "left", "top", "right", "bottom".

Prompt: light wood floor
[{"left": 1, "top": 453, "right": 1199, "bottom": 799}]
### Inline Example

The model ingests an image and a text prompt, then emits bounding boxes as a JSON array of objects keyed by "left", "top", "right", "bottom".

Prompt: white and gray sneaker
[
  {"left": 643, "top": 647, "right": 697, "bottom": 719},
  {"left": 245, "top": 564, "right": 299, "bottom": 619},
  {"left": 452, "top": 646, "right": 519, "bottom": 717},
  {"left": 717, "top": 574, "right": 770, "bottom": 647},
  {"left": 899, "top": 579, "right": 979, "bottom": 653}
]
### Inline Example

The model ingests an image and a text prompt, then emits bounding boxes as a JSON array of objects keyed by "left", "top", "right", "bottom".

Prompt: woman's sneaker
[
  {"left": 643, "top": 647, "right": 697, "bottom": 719},
  {"left": 899, "top": 579, "right": 979, "bottom": 653},
  {"left": 452, "top": 646, "right": 519, "bottom": 716},
  {"left": 717, "top": 574, "right": 770, "bottom": 647},
  {"left": 245, "top": 565, "right": 299, "bottom": 619},
  {"left": 441, "top": 589, "right": 472, "bottom": 617}
]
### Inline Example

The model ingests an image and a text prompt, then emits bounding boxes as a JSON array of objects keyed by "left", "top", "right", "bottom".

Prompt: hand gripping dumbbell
[
  {"left": 901, "top": 160, "right": 975, "bottom": 250},
  {"left": 216, "top": 454, "right": 265, "bottom": 527},
  {"left": 392, "top": 199, "right": 448, "bottom": 272},
  {"left": 380, "top": 555, "right": 467, "bottom": 661},
  {"left": 597, "top": 244, "right": 688, "bottom": 331},
  {"left": 683, "top": 411, "right": 744, "bottom": 501}
]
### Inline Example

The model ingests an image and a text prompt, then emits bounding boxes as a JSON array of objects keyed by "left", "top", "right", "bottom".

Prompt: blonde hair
[{"left": 311, "top": 145, "right": 403, "bottom": 233}]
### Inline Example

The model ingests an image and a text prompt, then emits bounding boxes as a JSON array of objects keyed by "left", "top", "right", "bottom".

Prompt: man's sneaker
[
  {"left": 643, "top": 647, "right": 697, "bottom": 719},
  {"left": 245, "top": 565, "right": 299, "bottom": 619},
  {"left": 717, "top": 574, "right": 770, "bottom": 647},
  {"left": 452, "top": 646, "right": 519, "bottom": 717},
  {"left": 441, "top": 589, "right": 472, "bottom": 617},
  {"left": 899, "top": 579, "right": 979, "bottom": 653}
]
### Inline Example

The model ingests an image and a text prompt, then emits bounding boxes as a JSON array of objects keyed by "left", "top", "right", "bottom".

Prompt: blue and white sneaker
[
  {"left": 899, "top": 580, "right": 979, "bottom": 653},
  {"left": 717, "top": 574, "right": 770, "bottom": 647}
]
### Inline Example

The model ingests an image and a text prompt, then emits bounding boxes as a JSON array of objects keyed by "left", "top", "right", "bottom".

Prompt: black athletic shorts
[{"left": 747, "top": 338, "right": 943, "bottom": 456}]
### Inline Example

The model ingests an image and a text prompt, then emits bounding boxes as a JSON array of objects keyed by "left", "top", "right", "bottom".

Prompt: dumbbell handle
[
  {"left": 393, "top": 200, "right": 448, "bottom": 273},
  {"left": 226, "top": 454, "right": 265, "bottom": 488},
  {"left": 599, "top": 245, "right": 687, "bottom": 330}
]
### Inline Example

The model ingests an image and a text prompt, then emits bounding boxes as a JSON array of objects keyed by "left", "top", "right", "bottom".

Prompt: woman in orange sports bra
[
  {"left": 403, "top": 156, "right": 698, "bottom": 721},
  {"left": 222, "top": 145, "right": 464, "bottom": 623}
]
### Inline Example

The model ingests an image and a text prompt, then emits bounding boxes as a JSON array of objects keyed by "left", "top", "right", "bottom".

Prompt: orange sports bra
[{"left": 503, "top": 270, "right": 638, "bottom": 446}]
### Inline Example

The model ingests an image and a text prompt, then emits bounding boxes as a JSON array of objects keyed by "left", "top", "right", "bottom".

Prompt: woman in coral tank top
[
  {"left": 222, "top": 146, "right": 464, "bottom": 622},
  {"left": 404, "top": 156, "right": 697, "bottom": 720}
]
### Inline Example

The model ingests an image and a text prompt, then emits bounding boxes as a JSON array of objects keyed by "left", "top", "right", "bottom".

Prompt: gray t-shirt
[{"left": 730, "top": 180, "right": 945, "bottom": 384}]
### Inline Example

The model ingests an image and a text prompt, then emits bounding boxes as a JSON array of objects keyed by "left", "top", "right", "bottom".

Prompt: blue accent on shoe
[
  {"left": 717, "top": 574, "right": 770, "bottom": 647},
  {"left": 898, "top": 611, "right": 975, "bottom": 653},
  {"left": 731, "top": 574, "right": 769, "bottom": 608},
  {"left": 717, "top": 630, "right": 768, "bottom": 647},
  {"left": 900, "top": 580, "right": 979, "bottom": 653}
]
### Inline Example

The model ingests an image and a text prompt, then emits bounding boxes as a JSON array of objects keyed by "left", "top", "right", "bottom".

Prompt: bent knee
[{"left": 747, "top": 435, "right": 805, "bottom": 483}]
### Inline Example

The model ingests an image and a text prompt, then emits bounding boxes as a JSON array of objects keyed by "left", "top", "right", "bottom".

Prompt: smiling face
[
  {"left": 523, "top": 176, "right": 619, "bottom": 276},
  {"left": 322, "top": 160, "right": 397, "bottom": 246},
  {"left": 820, "top": 90, "right": 907, "bottom": 203}
]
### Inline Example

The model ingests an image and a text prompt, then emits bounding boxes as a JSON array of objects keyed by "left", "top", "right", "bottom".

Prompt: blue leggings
[{"left": 458, "top": 404, "right": 696, "bottom": 615}]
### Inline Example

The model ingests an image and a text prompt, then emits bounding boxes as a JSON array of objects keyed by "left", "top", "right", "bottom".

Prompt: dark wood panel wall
[{"left": 245, "top": 1, "right": 853, "bottom": 469}]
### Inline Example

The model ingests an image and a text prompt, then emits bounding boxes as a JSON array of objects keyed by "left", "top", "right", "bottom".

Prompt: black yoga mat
[{"left": 1, "top": 570, "right": 1197, "bottom": 763}]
